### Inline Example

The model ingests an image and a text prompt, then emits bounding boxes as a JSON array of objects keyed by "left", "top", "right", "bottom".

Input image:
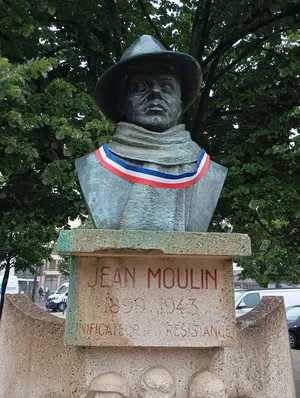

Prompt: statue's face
[{"left": 122, "top": 73, "right": 182, "bottom": 132}]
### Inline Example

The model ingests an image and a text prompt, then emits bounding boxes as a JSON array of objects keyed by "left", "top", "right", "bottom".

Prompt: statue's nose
[{"left": 147, "top": 84, "right": 162, "bottom": 99}]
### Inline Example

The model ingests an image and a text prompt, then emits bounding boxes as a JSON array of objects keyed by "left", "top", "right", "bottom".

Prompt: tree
[
  {"left": 0, "top": 219, "right": 56, "bottom": 319},
  {"left": 57, "top": 255, "right": 72, "bottom": 277},
  {"left": 0, "top": 0, "right": 299, "bottom": 285},
  {"left": 56, "top": 218, "right": 93, "bottom": 277}
]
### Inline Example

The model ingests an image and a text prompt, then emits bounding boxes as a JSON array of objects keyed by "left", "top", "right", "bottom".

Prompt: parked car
[
  {"left": 235, "top": 288, "right": 300, "bottom": 317},
  {"left": 45, "top": 282, "right": 68, "bottom": 312},
  {"left": 286, "top": 305, "right": 300, "bottom": 349}
]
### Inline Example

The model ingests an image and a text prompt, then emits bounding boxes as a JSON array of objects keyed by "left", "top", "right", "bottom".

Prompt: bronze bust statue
[{"left": 76, "top": 35, "right": 227, "bottom": 231}]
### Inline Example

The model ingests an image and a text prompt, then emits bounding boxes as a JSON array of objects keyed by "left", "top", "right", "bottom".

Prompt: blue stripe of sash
[{"left": 102, "top": 144, "right": 204, "bottom": 180}]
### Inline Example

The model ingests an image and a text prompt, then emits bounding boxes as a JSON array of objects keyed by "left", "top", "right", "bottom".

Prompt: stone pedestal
[
  {"left": 0, "top": 231, "right": 295, "bottom": 397},
  {"left": 57, "top": 230, "right": 250, "bottom": 348}
]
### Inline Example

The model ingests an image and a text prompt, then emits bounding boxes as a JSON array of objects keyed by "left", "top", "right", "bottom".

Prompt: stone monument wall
[
  {"left": 0, "top": 230, "right": 295, "bottom": 397},
  {"left": 0, "top": 289, "right": 295, "bottom": 397}
]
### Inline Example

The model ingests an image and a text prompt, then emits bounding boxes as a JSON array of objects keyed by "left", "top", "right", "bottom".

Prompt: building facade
[{"left": 39, "top": 253, "right": 68, "bottom": 293}]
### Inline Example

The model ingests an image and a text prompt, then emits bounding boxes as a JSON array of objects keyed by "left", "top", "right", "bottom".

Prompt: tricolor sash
[{"left": 96, "top": 144, "right": 210, "bottom": 189}]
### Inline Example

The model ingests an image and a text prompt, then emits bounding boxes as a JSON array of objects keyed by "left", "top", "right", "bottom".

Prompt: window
[
  {"left": 45, "top": 276, "right": 58, "bottom": 293},
  {"left": 48, "top": 260, "right": 57, "bottom": 270},
  {"left": 244, "top": 283, "right": 260, "bottom": 290},
  {"left": 242, "top": 293, "right": 260, "bottom": 308},
  {"left": 56, "top": 285, "right": 68, "bottom": 294},
  {"left": 234, "top": 291, "right": 244, "bottom": 302},
  {"left": 60, "top": 276, "right": 68, "bottom": 285},
  {"left": 286, "top": 306, "right": 300, "bottom": 321}
]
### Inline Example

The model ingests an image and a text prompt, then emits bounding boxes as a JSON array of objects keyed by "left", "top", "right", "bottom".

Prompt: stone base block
[
  {"left": 57, "top": 230, "right": 250, "bottom": 348},
  {"left": 0, "top": 231, "right": 294, "bottom": 397}
]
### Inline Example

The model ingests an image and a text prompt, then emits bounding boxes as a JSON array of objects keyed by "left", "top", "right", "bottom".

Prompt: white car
[
  {"left": 235, "top": 288, "right": 300, "bottom": 317},
  {"left": 45, "top": 282, "right": 68, "bottom": 312}
]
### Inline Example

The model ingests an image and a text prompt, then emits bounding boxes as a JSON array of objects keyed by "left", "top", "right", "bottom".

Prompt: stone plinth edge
[{"left": 57, "top": 230, "right": 251, "bottom": 258}]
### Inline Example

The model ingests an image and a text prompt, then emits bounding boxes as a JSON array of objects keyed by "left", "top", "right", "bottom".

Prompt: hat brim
[{"left": 95, "top": 51, "right": 202, "bottom": 123}]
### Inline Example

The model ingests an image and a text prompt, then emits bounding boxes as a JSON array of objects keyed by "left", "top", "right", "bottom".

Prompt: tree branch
[
  {"left": 202, "top": 5, "right": 300, "bottom": 68},
  {"left": 253, "top": 216, "right": 273, "bottom": 236},
  {"left": 214, "top": 108, "right": 244, "bottom": 117},
  {"left": 214, "top": 36, "right": 269, "bottom": 81},
  {"left": 191, "top": 53, "right": 222, "bottom": 140},
  {"left": 197, "top": 0, "right": 212, "bottom": 65},
  {"left": 104, "top": 0, "right": 122, "bottom": 60},
  {"left": 200, "top": 108, "right": 244, "bottom": 130},
  {"left": 189, "top": 0, "right": 212, "bottom": 66},
  {"left": 136, "top": 0, "right": 170, "bottom": 49},
  {"left": 189, "top": 1, "right": 203, "bottom": 58},
  {"left": 260, "top": 47, "right": 286, "bottom": 60}
]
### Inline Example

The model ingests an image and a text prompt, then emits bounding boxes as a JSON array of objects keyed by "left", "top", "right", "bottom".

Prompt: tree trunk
[
  {"left": 0, "top": 261, "right": 11, "bottom": 320},
  {"left": 31, "top": 267, "right": 38, "bottom": 303}
]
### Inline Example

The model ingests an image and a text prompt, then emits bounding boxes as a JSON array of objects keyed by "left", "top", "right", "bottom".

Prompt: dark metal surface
[
  {"left": 76, "top": 34, "right": 227, "bottom": 232},
  {"left": 95, "top": 34, "right": 202, "bottom": 123},
  {"left": 76, "top": 150, "right": 227, "bottom": 232}
]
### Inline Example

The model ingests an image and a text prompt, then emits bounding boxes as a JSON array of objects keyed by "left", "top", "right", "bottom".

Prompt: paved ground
[
  {"left": 292, "top": 349, "right": 300, "bottom": 397},
  {"left": 35, "top": 301, "right": 66, "bottom": 317}
]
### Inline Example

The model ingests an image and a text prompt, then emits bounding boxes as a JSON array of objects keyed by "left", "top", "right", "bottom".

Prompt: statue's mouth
[{"left": 145, "top": 103, "right": 166, "bottom": 113}]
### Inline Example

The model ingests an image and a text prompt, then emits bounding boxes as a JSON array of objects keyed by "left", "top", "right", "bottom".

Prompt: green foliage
[
  {"left": 57, "top": 254, "right": 72, "bottom": 277},
  {"left": 0, "top": 220, "right": 55, "bottom": 273},
  {"left": 56, "top": 219, "right": 93, "bottom": 276},
  {"left": 0, "top": 218, "right": 56, "bottom": 318},
  {"left": 0, "top": 0, "right": 299, "bottom": 285}
]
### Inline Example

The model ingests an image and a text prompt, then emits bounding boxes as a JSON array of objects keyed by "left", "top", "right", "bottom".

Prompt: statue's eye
[
  {"left": 131, "top": 81, "right": 148, "bottom": 93},
  {"left": 161, "top": 83, "right": 174, "bottom": 94}
]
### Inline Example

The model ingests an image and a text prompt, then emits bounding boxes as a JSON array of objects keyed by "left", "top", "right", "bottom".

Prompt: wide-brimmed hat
[{"left": 95, "top": 35, "right": 202, "bottom": 122}]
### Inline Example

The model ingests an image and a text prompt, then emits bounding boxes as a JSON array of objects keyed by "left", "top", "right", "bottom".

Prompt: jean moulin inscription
[
  {"left": 87, "top": 265, "right": 217, "bottom": 290},
  {"left": 78, "top": 263, "right": 232, "bottom": 344}
]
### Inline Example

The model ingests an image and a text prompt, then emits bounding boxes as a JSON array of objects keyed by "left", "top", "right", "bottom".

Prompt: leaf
[
  {"left": 32, "top": 149, "right": 39, "bottom": 159},
  {"left": 55, "top": 130, "right": 65, "bottom": 140},
  {"left": 5, "top": 145, "right": 16, "bottom": 154},
  {"left": 40, "top": 0, "right": 48, "bottom": 9},
  {"left": 63, "top": 145, "right": 73, "bottom": 156},
  {"left": 21, "top": 24, "right": 34, "bottom": 37},
  {"left": 47, "top": 6, "right": 56, "bottom": 15},
  {"left": 6, "top": 86, "right": 21, "bottom": 99}
]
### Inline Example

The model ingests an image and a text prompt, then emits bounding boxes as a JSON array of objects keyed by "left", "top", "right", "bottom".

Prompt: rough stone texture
[
  {"left": 87, "top": 372, "right": 130, "bottom": 397},
  {"left": 59, "top": 231, "right": 246, "bottom": 348},
  {"left": 57, "top": 230, "right": 251, "bottom": 259},
  {"left": 138, "top": 366, "right": 176, "bottom": 398},
  {"left": 0, "top": 232, "right": 295, "bottom": 397},
  {"left": 0, "top": 295, "right": 85, "bottom": 398},
  {"left": 0, "top": 294, "right": 295, "bottom": 397},
  {"left": 223, "top": 296, "right": 296, "bottom": 398},
  {"left": 188, "top": 370, "right": 227, "bottom": 397},
  {"left": 65, "top": 256, "right": 235, "bottom": 347}
]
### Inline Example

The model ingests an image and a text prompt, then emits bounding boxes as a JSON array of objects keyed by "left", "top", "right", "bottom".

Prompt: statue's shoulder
[
  {"left": 187, "top": 159, "right": 227, "bottom": 232},
  {"left": 196, "top": 158, "right": 228, "bottom": 199},
  {"left": 74, "top": 150, "right": 133, "bottom": 229},
  {"left": 75, "top": 151, "right": 98, "bottom": 171},
  {"left": 206, "top": 159, "right": 228, "bottom": 181},
  {"left": 75, "top": 150, "right": 114, "bottom": 183}
]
